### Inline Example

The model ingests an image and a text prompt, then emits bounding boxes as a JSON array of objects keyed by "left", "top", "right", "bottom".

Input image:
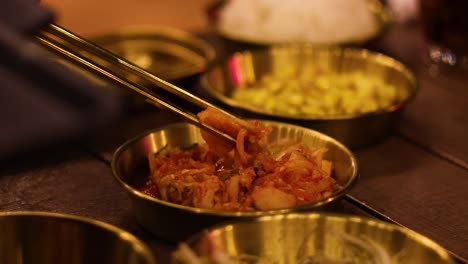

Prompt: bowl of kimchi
[{"left": 111, "top": 110, "right": 358, "bottom": 241}]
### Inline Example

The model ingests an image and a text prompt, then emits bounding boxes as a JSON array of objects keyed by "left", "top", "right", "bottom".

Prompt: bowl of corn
[{"left": 201, "top": 45, "right": 417, "bottom": 148}]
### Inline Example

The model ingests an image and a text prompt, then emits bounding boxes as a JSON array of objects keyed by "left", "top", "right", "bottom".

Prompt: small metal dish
[
  {"left": 111, "top": 121, "right": 358, "bottom": 241},
  {"left": 201, "top": 46, "right": 418, "bottom": 148},
  {"left": 179, "top": 213, "right": 455, "bottom": 264},
  {"left": 0, "top": 211, "right": 155, "bottom": 264},
  {"left": 89, "top": 26, "right": 216, "bottom": 84}
]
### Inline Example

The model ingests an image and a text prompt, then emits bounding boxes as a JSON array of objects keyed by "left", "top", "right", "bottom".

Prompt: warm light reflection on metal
[
  {"left": 147, "top": 133, "right": 168, "bottom": 154},
  {"left": 242, "top": 52, "right": 256, "bottom": 84},
  {"left": 228, "top": 52, "right": 255, "bottom": 86},
  {"left": 228, "top": 54, "right": 243, "bottom": 86},
  {"left": 16, "top": 246, "right": 23, "bottom": 264},
  {"left": 223, "top": 225, "right": 238, "bottom": 255}
]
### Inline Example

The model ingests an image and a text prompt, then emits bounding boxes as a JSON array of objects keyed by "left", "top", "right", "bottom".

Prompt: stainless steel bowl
[
  {"left": 0, "top": 211, "right": 155, "bottom": 264},
  {"left": 89, "top": 26, "right": 216, "bottom": 84},
  {"left": 180, "top": 213, "right": 455, "bottom": 264},
  {"left": 86, "top": 26, "right": 216, "bottom": 109},
  {"left": 111, "top": 121, "right": 358, "bottom": 241},
  {"left": 201, "top": 46, "right": 418, "bottom": 148},
  {"left": 207, "top": 0, "right": 391, "bottom": 45}
]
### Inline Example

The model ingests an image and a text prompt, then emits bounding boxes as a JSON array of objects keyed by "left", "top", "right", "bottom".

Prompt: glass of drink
[{"left": 419, "top": 0, "right": 468, "bottom": 68}]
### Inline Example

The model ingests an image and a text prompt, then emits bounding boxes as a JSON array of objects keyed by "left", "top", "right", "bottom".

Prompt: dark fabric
[
  {"left": 0, "top": 0, "right": 124, "bottom": 162},
  {"left": 0, "top": 0, "right": 54, "bottom": 35}
]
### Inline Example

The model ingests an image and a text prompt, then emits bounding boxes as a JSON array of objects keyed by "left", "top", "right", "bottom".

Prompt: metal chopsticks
[{"left": 36, "top": 23, "right": 236, "bottom": 145}]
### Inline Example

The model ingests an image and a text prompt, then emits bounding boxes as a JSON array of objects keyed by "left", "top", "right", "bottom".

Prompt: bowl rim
[
  {"left": 0, "top": 211, "right": 156, "bottom": 264},
  {"left": 89, "top": 25, "right": 217, "bottom": 81},
  {"left": 111, "top": 121, "right": 359, "bottom": 218},
  {"left": 182, "top": 212, "right": 456, "bottom": 263},
  {"left": 201, "top": 46, "right": 418, "bottom": 121}
]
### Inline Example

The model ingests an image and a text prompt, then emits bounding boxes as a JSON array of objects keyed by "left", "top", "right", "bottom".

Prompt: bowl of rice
[{"left": 208, "top": 0, "right": 391, "bottom": 45}]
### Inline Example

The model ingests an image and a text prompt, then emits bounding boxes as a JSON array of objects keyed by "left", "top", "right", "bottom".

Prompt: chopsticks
[{"left": 36, "top": 23, "right": 237, "bottom": 145}]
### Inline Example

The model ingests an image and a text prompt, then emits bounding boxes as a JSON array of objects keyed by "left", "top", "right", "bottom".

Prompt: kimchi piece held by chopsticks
[
  {"left": 141, "top": 108, "right": 338, "bottom": 211},
  {"left": 197, "top": 107, "right": 271, "bottom": 164}
]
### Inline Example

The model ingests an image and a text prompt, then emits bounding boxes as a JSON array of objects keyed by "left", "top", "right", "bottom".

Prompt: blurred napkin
[{"left": 0, "top": 0, "right": 123, "bottom": 164}]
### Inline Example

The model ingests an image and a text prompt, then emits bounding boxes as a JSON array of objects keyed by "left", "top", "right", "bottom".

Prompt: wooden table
[{"left": 2, "top": 1, "right": 467, "bottom": 263}]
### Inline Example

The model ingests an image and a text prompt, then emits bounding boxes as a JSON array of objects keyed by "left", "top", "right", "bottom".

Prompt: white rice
[{"left": 217, "top": 0, "right": 381, "bottom": 44}]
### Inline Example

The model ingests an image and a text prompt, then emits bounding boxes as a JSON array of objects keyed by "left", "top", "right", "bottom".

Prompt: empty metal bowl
[
  {"left": 0, "top": 211, "right": 155, "bottom": 264},
  {"left": 85, "top": 26, "right": 216, "bottom": 109},
  {"left": 178, "top": 213, "right": 455, "bottom": 263},
  {"left": 111, "top": 121, "right": 358, "bottom": 241},
  {"left": 89, "top": 26, "right": 216, "bottom": 84},
  {"left": 201, "top": 46, "right": 418, "bottom": 148}
]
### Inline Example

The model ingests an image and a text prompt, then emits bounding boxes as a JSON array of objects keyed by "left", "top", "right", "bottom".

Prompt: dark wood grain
[
  {"left": 0, "top": 155, "right": 132, "bottom": 228},
  {"left": 397, "top": 71, "right": 468, "bottom": 167},
  {"left": 351, "top": 137, "right": 468, "bottom": 261},
  {"left": 369, "top": 22, "right": 468, "bottom": 168}
]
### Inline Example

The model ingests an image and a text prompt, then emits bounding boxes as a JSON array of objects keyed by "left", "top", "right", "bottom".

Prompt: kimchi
[{"left": 140, "top": 107, "right": 338, "bottom": 211}]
